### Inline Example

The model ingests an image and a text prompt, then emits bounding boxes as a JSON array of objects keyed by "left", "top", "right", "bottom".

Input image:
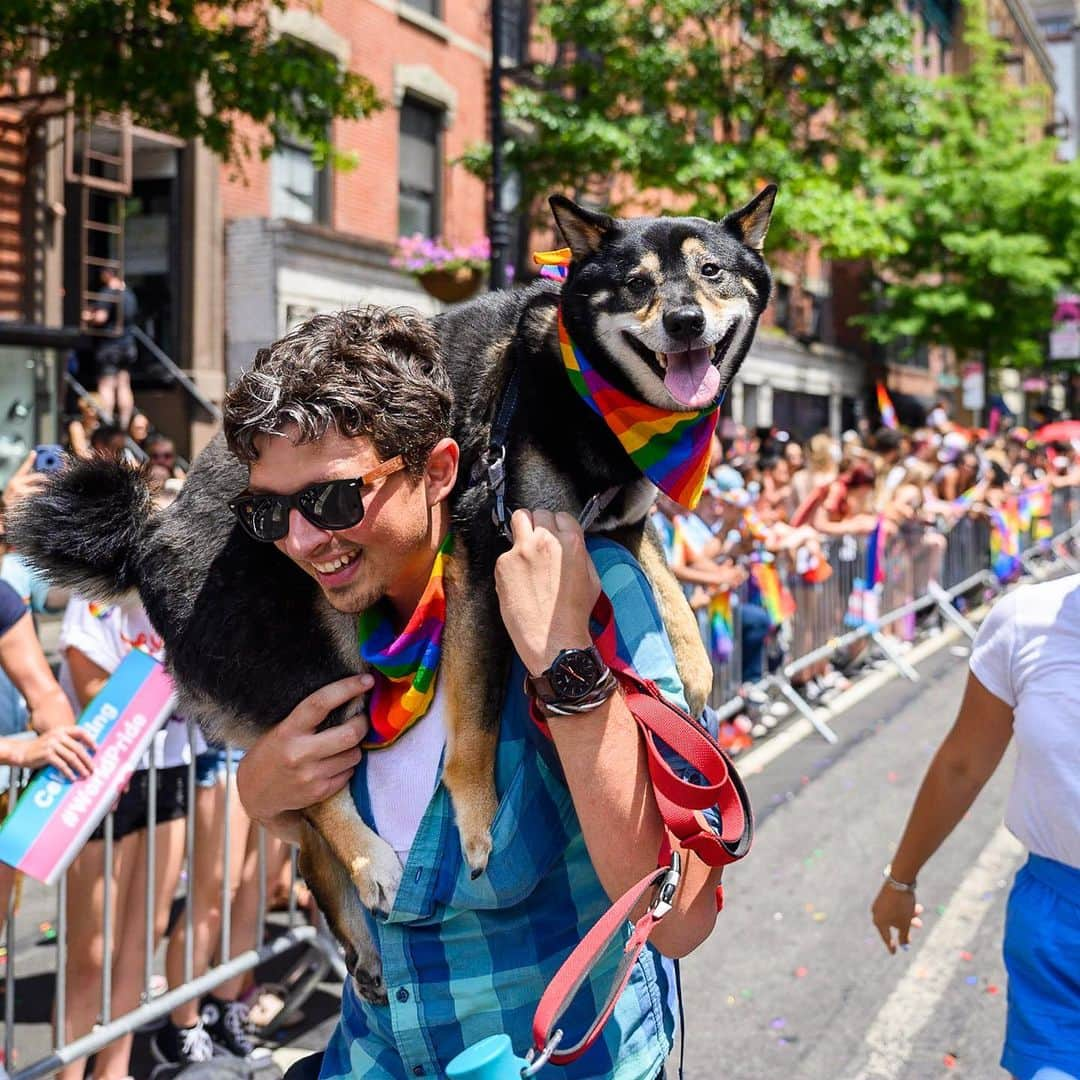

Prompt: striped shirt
[{"left": 320, "top": 538, "right": 707, "bottom": 1080}]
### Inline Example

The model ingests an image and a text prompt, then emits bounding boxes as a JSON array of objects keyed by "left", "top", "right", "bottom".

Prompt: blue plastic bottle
[{"left": 446, "top": 1034, "right": 531, "bottom": 1080}]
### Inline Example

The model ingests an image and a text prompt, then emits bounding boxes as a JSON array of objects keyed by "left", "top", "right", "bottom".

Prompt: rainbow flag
[
  {"left": 865, "top": 516, "right": 887, "bottom": 587},
  {"left": 357, "top": 533, "right": 452, "bottom": 748},
  {"left": 876, "top": 382, "right": 898, "bottom": 430},
  {"left": 952, "top": 486, "right": 979, "bottom": 512},
  {"left": 708, "top": 591, "right": 735, "bottom": 662},
  {"left": 749, "top": 560, "right": 796, "bottom": 627},
  {"left": 534, "top": 246, "right": 571, "bottom": 281},
  {"left": 989, "top": 503, "right": 1022, "bottom": 582}
]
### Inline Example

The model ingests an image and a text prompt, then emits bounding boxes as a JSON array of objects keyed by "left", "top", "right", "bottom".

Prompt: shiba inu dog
[{"left": 12, "top": 186, "right": 774, "bottom": 1001}]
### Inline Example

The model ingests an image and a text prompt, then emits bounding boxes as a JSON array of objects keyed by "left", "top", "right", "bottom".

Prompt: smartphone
[{"left": 33, "top": 444, "right": 66, "bottom": 473}]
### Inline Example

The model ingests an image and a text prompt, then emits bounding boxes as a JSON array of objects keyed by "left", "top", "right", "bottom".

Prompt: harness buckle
[
  {"left": 522, "top": 1029, "right": 563, "bottom": 1077},
  {"left": 648, "top": 851, "right": 682, "bottom": 921}
]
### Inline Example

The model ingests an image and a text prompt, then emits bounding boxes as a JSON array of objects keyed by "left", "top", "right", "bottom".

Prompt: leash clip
[
  {"left": 485, "top": 445, "right": 514, "bottom": 541},
  {"left": 522, "top": 1029, "right": 563, "bottom": 1076},
  {"left": 648, "top": 851, "right": 682, "bottom": 921}
]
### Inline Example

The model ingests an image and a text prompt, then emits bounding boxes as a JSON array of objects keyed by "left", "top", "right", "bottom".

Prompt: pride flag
[
  {"left": 989, "top": 503, "right": 1022, "bottom": 582},
  {"left": 864, "top": 517, "right": 887, "bottom": 587},
  {"left": 708, "top": 591, "right": 735, "bottom": 662},
  {"left": 876, "top": 382, "right": 898, "bottom": 430},
  {"left": 0, "top": 650, "right": 177, "bottom": 885},
  {"left": 749, "top": 560, "right": 796, "bottom": 627}
]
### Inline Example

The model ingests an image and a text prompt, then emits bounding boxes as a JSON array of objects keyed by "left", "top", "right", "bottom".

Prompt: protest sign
[{"left": 0, "top": 649, "right": 176, "bottom": 885}]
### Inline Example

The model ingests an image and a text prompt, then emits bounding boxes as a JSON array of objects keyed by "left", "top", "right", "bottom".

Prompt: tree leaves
[{"left": 0, "top": 0, "right": 380, "bottom": 165}]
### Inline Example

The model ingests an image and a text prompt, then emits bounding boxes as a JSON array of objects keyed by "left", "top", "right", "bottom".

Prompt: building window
[
  {"left": 500, "top": 0, "right": 529, "bottom": 66},
  {"left": 399, "top": 97, "right": 442, "bottom": 238},
  {"left": 773, "top": 282, "right": 792, "bottom": 333},
  {"left": 401, "top": 0, "right": 439, "bottom": 17},
  {"left": 271, "top": 136, "right": 329, "bottom": 225}
]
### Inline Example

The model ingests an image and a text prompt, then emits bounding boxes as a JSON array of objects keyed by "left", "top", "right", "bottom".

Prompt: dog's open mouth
[{"left": 653, "top": 323, "right": 738, "bottom": 409}]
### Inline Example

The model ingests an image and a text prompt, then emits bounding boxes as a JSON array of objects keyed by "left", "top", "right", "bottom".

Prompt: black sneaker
[
  {"left": 201, "top": 995, "right": 256, "bottom": 1058},
  {"left": 149, "top": 1019, "right": 215, "bottom": 1065}
]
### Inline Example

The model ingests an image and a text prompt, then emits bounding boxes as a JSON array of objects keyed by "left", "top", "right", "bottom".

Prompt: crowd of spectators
[
  {"left": 0, "top": 409, "right": 287, "bottom": 1077},
  {"left": 652, "top": 408, "right": 1080, "bottom": 754}
]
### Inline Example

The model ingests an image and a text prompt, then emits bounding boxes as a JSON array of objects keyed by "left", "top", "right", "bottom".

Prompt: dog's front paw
[
  {"left": 346, "top": 941, "right": 388, "bottom": 1005},
  {"left": 348, "top": 833, "right": 403, "bottom": 917}
]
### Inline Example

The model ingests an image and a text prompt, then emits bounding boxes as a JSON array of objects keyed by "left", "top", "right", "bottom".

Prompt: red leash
[{"left": 527, "top": 591, "right": 754, "bottom": 1068}]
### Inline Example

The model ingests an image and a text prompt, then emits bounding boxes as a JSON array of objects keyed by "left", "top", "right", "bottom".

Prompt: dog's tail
[{"left": 8, "top": 457, "right": 153, "bottom": 602}]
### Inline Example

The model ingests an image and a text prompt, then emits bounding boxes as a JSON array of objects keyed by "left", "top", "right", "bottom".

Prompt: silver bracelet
[{"left": 883, "top": 864, "right": 917, "bottom": 893}]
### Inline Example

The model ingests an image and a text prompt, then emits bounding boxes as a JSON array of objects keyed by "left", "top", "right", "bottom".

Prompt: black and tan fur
[{"left": 11, "top": 187, "right": 776, "bottom": 1001}]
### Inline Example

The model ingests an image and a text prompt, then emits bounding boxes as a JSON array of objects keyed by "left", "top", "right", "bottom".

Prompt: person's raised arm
[
  {"left": 236, "top": 674, "right": 373, "bottom": 846},
  {"left": 871, "top": 671, "right": 1013, "bottom": 953},
  {"left": 0, "top": 611, "right": 75, "bottom": 732}
]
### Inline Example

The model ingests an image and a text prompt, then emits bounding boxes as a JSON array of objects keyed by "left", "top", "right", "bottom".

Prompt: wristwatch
[{"left": 526, "top": 646, "right": 618, "bottom": 717}]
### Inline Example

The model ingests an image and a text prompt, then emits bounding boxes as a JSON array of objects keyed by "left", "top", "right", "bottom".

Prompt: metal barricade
[
  {"left": 700, "top": 488, "right": 1080, "bottom": 740},
  {"left": 1, "top": 730, "right": 336, "bottom": 1080}
]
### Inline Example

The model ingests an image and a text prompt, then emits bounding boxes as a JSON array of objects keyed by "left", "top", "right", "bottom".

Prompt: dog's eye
[
  {"left": 701, "top": 263, "right": 721, "bottom": 278},
  {"left": 625, "top": 276, "right": 651, "bottom": 294}
]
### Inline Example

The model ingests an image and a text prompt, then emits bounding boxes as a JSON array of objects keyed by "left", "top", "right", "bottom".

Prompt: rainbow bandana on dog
[
  {"left": 356, "top": 532, "right": 452, "bottom": 749},
  {"left": 535, "top": 247, "right": 720, "bottom": 510}
]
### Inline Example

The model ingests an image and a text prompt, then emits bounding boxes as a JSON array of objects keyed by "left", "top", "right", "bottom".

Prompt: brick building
[{"left": 0, "top": 0, "right": 1063, "bottom": 472}]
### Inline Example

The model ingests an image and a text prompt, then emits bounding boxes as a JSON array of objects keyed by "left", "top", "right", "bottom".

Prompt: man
[
  {"left": 228, "top": 308, "right": 727, "bottom": 1079},
  {"left": 82, "top": 267, "right": 138, "bottom": 428}
]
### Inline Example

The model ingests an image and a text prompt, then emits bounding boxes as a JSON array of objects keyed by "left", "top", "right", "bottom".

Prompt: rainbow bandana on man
[
  {"left": 535, "top": 247, "right": 721, "bottom": 510},
  {"left": 356, "top": 533, "right": 452, "bottom": 748}
]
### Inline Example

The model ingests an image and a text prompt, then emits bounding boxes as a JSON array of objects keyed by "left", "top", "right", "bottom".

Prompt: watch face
[{"left": 550, "top": 650, "right": 601, "bottom": 700}]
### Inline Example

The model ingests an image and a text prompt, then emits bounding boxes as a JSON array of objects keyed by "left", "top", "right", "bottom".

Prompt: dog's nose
[{"left": 663, "top": 305, "right": 706, "bottom": 341}]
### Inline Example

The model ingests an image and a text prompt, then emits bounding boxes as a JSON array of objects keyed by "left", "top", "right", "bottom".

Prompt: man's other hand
[
  {"left": 237, "top": 674, "right": 373, "bottom": 827},
  {"left": 494, "top": 509, "right": 600, "bottom": 677}
]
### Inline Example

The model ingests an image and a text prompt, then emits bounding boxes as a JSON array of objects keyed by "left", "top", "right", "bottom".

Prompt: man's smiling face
[{"left": 248, "top": 425, "right": 435, "bottom": 617}]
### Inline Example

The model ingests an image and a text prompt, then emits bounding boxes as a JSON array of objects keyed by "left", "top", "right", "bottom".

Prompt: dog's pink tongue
[{"left": 663, "top": 347, "right": 721, "bottom": 408}]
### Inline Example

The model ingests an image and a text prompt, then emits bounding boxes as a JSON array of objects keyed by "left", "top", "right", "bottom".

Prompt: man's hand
[
  {"left": 3, "top": 451, "right": 46, "bottom": 510},
  {"left": 871, "top": 884, "right": 924, "bottom": 954},
  {"left": 236, "top": 674, "right": 373, "bottom": 827},
  {"left": 13, "top": 726, "right": 96, "bottom": 781},
  {"left": 494, "top": 509, "right": 600, "bottom": 677}
]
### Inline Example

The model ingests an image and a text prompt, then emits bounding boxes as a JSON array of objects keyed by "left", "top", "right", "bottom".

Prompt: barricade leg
[
  {"left": 870, "top": 630, "right": 920, "bottom": 682},
  {"left": 927, "top": 581, "right": 979, "bottom": 641},
  {"left": 767, "top": 674, "right": 839, "bottom": 744}
]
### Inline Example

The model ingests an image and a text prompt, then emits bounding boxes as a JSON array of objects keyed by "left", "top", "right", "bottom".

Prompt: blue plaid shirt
[{"left": 320, "top": 539, "right": 701, "bottom": 1080}]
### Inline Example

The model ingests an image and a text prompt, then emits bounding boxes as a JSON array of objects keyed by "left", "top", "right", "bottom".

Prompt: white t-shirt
[
  {"left": 58, "top": 598, "right": 206, "bottom": 770},
  {"left": 969, "top": 574, "right": 1080, "bottom": 869},
  {"left": 366, "top": 682, "right": 447, "bottom": 864}
]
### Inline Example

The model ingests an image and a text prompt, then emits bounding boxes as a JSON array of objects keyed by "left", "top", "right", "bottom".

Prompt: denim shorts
[
  {"left": 1001, "top": 854, "right": 1080, "bottom": 1080},
  {"left": 193, "top": 747, "right": 245, "bottom": 789}
]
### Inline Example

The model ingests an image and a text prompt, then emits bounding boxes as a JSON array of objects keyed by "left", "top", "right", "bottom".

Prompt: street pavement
[
  {"left": 3, "top": 631, "right": 1020, "bottom": 1079},
  {"left": 680, "top": 644, "right": 1018, "bottom": 1080}
]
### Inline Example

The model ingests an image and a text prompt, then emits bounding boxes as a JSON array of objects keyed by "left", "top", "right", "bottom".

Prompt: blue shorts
[
  {"left": 1002, "top": 854, "right": 1080, "bottom": 1080},
  {"left": 193, "top": 747, "right": 244, "bottom": 789}
]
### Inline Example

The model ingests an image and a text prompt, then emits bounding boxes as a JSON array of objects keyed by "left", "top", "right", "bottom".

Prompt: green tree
[
  {"left": 0, "top": 1, "right": 379, "bottom": 166},
  {"left": 467, "top": 0, "right": 917, "bottom": 253},
  {"left": 856, "top": 0, "right": 1074, "bottom": 373}
]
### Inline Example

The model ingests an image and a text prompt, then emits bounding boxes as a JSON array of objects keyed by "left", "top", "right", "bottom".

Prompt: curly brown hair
[{"left": 223, "top": 307, "right": 452, "bottom": 474}]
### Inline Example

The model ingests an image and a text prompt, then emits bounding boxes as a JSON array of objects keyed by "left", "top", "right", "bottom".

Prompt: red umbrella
[{"left": 1035, "top": 421, "right": 1080, "bottom": 443}]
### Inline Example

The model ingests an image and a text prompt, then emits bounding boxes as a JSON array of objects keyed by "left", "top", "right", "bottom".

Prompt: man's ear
[
  {"left": 549, "top": 195, "right": 617, "bottom": 261},
  {"left": 425, "top": 438, "right": 459, "bottom": 506},
  {"left": 722, "top": 184, "right": 777, "bottom": 253}
]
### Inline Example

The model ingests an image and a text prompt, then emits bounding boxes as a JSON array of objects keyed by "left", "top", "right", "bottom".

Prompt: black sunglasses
[{"left": 228, "top": 455, "right": 406, "bottom": 543}]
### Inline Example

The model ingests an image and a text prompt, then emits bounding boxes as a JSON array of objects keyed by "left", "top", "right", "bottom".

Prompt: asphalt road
[{"left": 679, "top": 645, "right": 1019, "bottom": 1080}]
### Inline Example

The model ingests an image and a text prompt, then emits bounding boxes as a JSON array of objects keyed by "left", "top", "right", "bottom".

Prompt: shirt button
[
  {"left": 412, "top": 1068, "right": 425, "bottom": 1077},
  {"left": 396, "top": 987, "right": 410, "bottom": 1003}
]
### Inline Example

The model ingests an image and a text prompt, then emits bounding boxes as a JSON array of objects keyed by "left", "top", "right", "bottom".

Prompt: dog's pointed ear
[
  {"left": 722, "top": 184, "right": 777, "bottom": 253},
  {"left": 549, "top": 195, "right": 616, "bottom": 260}
]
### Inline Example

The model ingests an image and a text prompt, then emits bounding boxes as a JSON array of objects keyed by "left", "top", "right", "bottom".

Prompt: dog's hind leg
[
  {"left": 297, "top": 818, "right": 386, "bottom": 1004},
  {"left": 604, "top": 520, "right": 714, "bottom": 717},
  {"left": 440, "top": 542, "right": 502, "bottom": 879},
  {"left": 302, "top": 786, "right": 403, "bottom": 917}
]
